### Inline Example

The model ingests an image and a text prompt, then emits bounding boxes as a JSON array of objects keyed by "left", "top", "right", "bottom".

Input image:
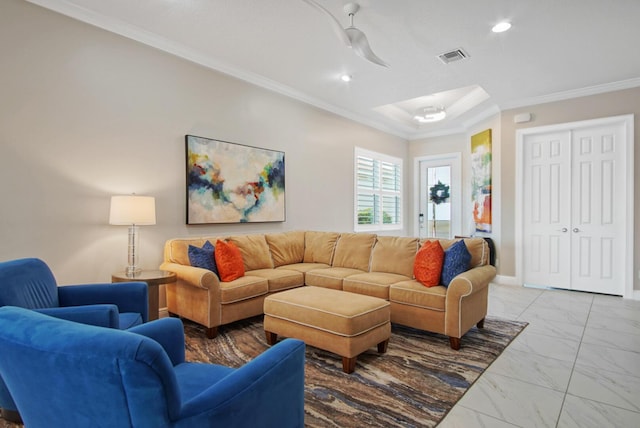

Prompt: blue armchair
[
  {"left": 0, "top": 257, "right": 149, "bottom": 422},
  {"left": 0, "top": 306, "right": 306, "bottom": 428}
]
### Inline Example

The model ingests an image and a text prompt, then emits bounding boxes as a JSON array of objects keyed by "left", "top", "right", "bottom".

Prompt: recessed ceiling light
[
  {"left": 492, "top": 21, "right": 512, "bottom": 33},
  {"left": 340, "top": 74, "right": 352, "bottom": 82}
]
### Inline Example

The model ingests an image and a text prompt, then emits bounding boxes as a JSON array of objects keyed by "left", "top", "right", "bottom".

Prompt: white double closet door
[{"left": 519, "top": 115, "right": 633, "bottom": 296}]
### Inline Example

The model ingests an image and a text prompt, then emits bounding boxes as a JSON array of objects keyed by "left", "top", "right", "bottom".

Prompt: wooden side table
[{"left": 111, "top": 270, "right": 177, "bottom": 321}]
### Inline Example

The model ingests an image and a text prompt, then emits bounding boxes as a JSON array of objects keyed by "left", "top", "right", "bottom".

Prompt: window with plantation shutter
[{"left": 354, "top": 148, "right": 402, "bottom": 231}]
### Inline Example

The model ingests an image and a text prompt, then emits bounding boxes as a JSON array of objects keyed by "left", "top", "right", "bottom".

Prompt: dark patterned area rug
[
  {"left": 184, "top": 316, "right": 527, "bottom": 428},
  {"left": 0, "top": 316, "right": 526, "bottom": 428}
]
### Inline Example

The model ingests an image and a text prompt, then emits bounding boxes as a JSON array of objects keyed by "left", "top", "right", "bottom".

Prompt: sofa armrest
[
  {"left": 35, "top": 304, "right": 119, "bottom": 328},
  {"left": 58, "top": 282, "right": 149, "bottom": 322},
  {"left": 178, "top": 339, "right": 305, "bottom": 426},
  {"left": 444, "top": 265, "right": 496, "bottom": 338},
  {"left": 159, "top": 262, "right": 220, "bottom": 290},
  {"left": 446, "top": 265, "right": 497, "bottom": 299},
  {"left": 128, "top": 318, "right": 186, "bottom": 366}
]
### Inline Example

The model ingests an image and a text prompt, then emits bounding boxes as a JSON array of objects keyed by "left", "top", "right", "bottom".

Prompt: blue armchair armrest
[
  {"left": 179, "top": 338, "right": 306, "bottom": 427},
  {"left": 128, "top": 318, "right": 185, "bottom": 366},
  {"left": 35, "top": 304, "right": 119, "bottom": 328},
  {"left": 58, "top": 282, "right": 148, "bottom": 322}
]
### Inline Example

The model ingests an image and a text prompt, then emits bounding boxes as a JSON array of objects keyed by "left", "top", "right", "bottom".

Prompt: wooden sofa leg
[
  {"left": 377, "top": 339, "right": 389, "bottom": 354},
  {"left": 265, "top": 331, "right": 278, "bottom": 345},
  {"left": 206, "top": 327, "right": 218, "bottom": 339},
  {"left": 477, "top": 318, "right": 485, "bottom": 329},
  {"left": 449, "top": 336, "right": 461, "bottom": 350},
  {"left": 342, "top": 357, "right": 356, "bottom": 374}
]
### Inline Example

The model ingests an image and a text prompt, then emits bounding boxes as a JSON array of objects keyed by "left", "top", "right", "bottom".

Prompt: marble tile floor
[{"left": 439, "top": 283, "right": 640, "bottom": 428}]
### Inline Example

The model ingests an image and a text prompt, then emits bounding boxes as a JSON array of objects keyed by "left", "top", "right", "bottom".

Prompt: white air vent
[{"left": 437, "top": 48, "right": 469, "bottom": 64}]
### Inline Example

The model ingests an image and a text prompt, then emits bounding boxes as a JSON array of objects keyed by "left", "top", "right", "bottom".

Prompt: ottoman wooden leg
[
  {"left": 377, "top": 339, "right": 389, "bottom": 354},
  {"left": 265, "top": 331, "right": 278, "bottom": 345},
  {"left": 342, "top": 356, "right": 357, "bottom": 374}
]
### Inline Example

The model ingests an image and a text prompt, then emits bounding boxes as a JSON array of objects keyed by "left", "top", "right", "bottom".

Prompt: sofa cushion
[
  {"left": 414, "top": 240, "right": 444, "bottom": 287},
  {"left": 215, "top": 240, "right": 245, "bottom": 282},
  {"left": 369, "top": 236, "right": 418, "bottom": 277},
  {"left": 187, "top": 241, "right": 218, "bottom": 275},
  {"left": 245, "top": 268, "right": 304, "bottom": 292},
  {"left": 389, "top": 280, "right": 446, "bottom": 311},
  {"left": 265, "top": 231, "right": 305, "bottom": 267},
  {"left": 276, "top": 263, "right": 330, "bottom": 274},
  {"left": 331, "top": 233, "right": 376, "bottom": 271},
  {"left": 228, "top": 235, "right": 274, "bottom": 271},
  {"left": 264, "top": 287, "right": 390, "bottom": 337},
  {"left": 343, "top": 272, "right": 411, "bottom": 300},
  {"left": 303, "top": 231, "right": 339, "bottom": 264},
  {"left": 305, "top": 267, "right": 365, "bottom": 290},
  {"left": 440, "top": 240, "right": 471, "bottom": 286},
  {"left": 219, "top": 276, "right": 268, "bottom": 304}
]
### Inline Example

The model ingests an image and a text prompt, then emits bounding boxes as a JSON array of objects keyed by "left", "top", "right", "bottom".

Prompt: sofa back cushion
[
  {"left": 265, "top": 231, "right": 305, "bottom": 267},
  {"left": 428, "top": 238, "right": 489, "bottom": 267},
  {"left": 331, "top": 233, "right": 377, "bottom": 271},
  {"left": 228, "top": 234, "right": 274, "bottom": 271},
  {"left": 303, "top": 231, "right": 339, "bottom": 264},
  {"left": 370, "top": 236, "right": 418, "bottom": 277}
]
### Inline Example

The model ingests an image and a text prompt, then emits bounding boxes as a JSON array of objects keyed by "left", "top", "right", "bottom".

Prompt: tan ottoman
[{"left": 263, "top": 286, "right": 391, "bottom": 373}]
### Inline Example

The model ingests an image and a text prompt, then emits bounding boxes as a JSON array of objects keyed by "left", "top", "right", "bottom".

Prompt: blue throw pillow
[
  {"left": 440, "top": 240, "right": 471, "bottom": 286},
  {"left": 188, "top": 241, "right": 218, "bottom": 275}
]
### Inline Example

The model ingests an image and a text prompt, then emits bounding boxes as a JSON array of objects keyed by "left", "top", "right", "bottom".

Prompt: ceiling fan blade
[
  {"left": 345, "top": 27, "right": 389, "bottom": 67},
  {"left": 301, "top": 0, "right": 351, "bottom": 47}
]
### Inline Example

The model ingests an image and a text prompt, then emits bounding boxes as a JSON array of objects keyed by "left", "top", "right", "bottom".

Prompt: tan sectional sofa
[{"left": 160, "top": 231, "right": 496, "bottom": 349}]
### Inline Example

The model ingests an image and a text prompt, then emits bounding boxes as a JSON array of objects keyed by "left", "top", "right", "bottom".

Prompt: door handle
[
  {"left": 573, "top": 228, "right": 580, "bottom": 233},
  {"left": 558, "top": 228, "right": 568, "bottom": 233}
]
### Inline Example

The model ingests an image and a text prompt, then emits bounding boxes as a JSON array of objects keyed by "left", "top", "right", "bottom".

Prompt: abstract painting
[
  {"left": 471, "top": 129, "right": 492, "bottom": 233},
  {"left": 186, "top": 135, "right": 285, "bottom": 224}
]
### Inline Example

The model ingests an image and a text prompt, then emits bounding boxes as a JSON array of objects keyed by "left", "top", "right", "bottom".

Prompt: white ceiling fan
[{"left": 302, "top": 0, "right": 389, "bottom": 67}]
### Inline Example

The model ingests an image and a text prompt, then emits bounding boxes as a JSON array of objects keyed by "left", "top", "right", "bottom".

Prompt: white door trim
[
  {"left": 413, "top": 153, "right": 462, "bottom": 238},
  {"left": 515, "top": 114, "right": 634, "bottom": 298}
]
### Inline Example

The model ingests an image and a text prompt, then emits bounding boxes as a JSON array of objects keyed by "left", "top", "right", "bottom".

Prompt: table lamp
[{"left": 109, "top": 195, "right": 156, "bottom": 277}]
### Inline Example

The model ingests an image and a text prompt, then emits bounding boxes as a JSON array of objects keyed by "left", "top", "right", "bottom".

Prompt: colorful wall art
[
  {"left": 471, "top": 129, "right": 492, "bottom": 233},
  {"left": 186, "top": 135, "right": 285, "bottom": 224}
]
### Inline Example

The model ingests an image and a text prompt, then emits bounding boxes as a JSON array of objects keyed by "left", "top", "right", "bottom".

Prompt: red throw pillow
[
  {"left": 414, "top": 240, "right": 444, "bottom": 287},
  {"left": 214, "top": 240, "right": 245, "bottom": 282}
]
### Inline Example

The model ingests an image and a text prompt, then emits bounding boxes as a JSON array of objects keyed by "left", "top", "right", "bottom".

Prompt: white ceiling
[{"left": 28, "top": 0, "right": 640, "bottom": 139}]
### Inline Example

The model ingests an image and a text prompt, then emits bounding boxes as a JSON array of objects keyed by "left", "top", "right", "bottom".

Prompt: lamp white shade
[{"left": 109, "top": 195, "right": 156, "bottom": 225}]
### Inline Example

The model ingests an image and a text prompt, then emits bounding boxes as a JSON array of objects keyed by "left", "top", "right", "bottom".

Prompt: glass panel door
[{"left": 417, "top": 153, "right": 461, "bottom": 239}]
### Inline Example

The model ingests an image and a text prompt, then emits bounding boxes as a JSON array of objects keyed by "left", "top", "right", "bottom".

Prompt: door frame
[
  {"left": 515, "top": 114, "right": 635, "bottom": 298},
  {"left": 413, "top": 153, "right": 462, "bottom": 238}
]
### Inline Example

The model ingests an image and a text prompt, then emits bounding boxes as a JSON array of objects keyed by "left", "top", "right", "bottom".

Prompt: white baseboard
[{"left": 493, "top": 275, "right": 520, "bottom": 286}]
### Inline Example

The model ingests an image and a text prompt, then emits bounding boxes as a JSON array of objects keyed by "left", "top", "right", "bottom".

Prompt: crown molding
[{"left": 500, "top": 77, "right": 640, "bottom": 110}]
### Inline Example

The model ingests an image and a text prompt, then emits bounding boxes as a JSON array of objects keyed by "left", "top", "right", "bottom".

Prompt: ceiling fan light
[{"left": 413, "top": 106, "right": 446, "bottom": 123}]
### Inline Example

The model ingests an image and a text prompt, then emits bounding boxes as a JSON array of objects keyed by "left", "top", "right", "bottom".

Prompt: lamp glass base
[{"left": 125, "top": 266, "right": 142, "bottom": 278}]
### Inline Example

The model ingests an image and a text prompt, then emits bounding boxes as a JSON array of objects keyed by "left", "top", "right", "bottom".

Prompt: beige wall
[{"left": 0, "top": 0, "right": 407, "bottom": 286}]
